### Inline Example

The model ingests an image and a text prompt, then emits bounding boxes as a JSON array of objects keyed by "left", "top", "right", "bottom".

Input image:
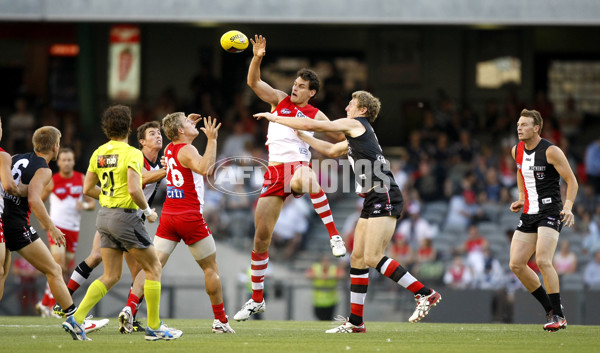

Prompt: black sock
[
  {"left": 548, "top": 293, "right": 564, "bottom": 317},
  {"left": 416, "top": 287, "right": 432, "bottom": 296},
  {"left": 531, "top": 286, "right": 552, "bottom": 314},
  {"left": 63, "top": 304, "right": 77, "bottom": 317}
]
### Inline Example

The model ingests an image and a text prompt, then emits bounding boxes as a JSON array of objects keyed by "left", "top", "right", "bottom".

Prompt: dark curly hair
[
  {"left": 297, "top": 68, "right": 320, "bottom": 97},
  {"left": 101, "top": 105, "right": 132, "bottom": 140}
]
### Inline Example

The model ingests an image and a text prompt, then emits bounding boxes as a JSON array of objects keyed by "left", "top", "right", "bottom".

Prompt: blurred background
[{"left": 1, "top": 0, "right": 600, "bottom": 325}]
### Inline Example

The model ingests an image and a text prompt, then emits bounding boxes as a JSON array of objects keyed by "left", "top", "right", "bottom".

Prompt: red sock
[
  {"left": 250, "top": 251, "right": 269, "bottom": 303},
  {"left": 126, "top": 293, "right": 141, "bottom": 317},
  {"left": 41, "top": 283, "right": 52, "bottom": 306},
  {"left": 212, "top": 303, "right": 227, "bottom": 323},
  {"left": 310, "top": 189, "right": 339, "bottom": 239}
]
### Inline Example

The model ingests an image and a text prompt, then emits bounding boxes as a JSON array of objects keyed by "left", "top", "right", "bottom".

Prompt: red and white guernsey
[
  {"left": 266, "top": 96, "right": 318, "bottom": 163},
  {"left": 163, "top": 142, "right": 204, "bottom": 215},
  {"left": 49, "top": 172, "right": 85, "bottom": 231},
  {"left": 515, "top": 139, "right": 562, "bottom": 215}
]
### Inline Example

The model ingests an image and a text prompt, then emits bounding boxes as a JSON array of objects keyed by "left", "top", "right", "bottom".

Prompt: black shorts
[
  {"left": 360, "top": 186, "right": 404, "bottom": 219},
  {"left": 516, "top": 213, "right": 563, "bottom": 233},
  {"left": 4, "top": 221, "right": 39, "bottom": 252}
]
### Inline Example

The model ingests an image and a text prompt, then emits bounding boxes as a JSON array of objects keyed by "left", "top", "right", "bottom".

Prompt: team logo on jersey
[
  {"left": 385, "top": 204, "right": 393, "bottom": 211},
  {"left": 296, "top": 111, "right": 307, "bottom": 118},
  {"left": 516, "top": 163, "right": 521, "bottom": 170},
  {"left": 536, "top": 172, "right": 545, "bottom": 180},
  {"left": 97, "top": 154, "right": 118, "bottom": 168},
  {"left": 166, "top": 186, "right": 184, "bottom": 199},
  {"left": 281, "top": 108, "right": 292, "bottom": 115}
]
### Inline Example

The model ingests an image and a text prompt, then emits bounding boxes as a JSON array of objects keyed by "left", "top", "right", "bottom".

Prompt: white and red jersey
[
  {"left": 49, "top": 171, "right": 85, "bottom": 231},
  {"left": 266, "top": 96, "right": 318, "bottom": 163},
  {"left": 162, "top": 142, "right": 204, "bottom": 215},
  {"left": 515, "top": 139, "right": 562, "bottom": 215}
]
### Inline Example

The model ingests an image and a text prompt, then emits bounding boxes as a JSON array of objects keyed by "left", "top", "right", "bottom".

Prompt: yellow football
[{"left": 220, "top": 30, "right": 249, "bottom": 53}]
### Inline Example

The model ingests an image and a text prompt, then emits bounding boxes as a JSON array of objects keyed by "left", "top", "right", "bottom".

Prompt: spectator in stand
[
  {"left": 556, "top": 96, "right": 583, "bottom": 143},
  {"left": 413, "top": 156, "right": 445, "bottom": 202},
  {"left": 219, "top": 121, "right": 254, "bottom": 159},
  {"left": 12, "top": 255, "right": 42, "bottom": 315},
  {"left": 388, "top": 234, "right": 414, "bottom": 272},
  {"left": 271, "top": 196, "right": 311, "bottom": 260},
  {"left": 459, "top": 224, "right": 489, "bottom": 277},
  {"left": 413, "top": 238, "right": 444, "bottom": 282},
  {"left": 553, "top": 240, "right": 577, "bottom": 277},
  {"left": 582, "top": 217, "right": 600, "bottom": 256},
  {"left": 584, "top": 137, "right": 600, "bottom": 194},
  {"left": 395, "top": 201, "right": 435, "bottom": 251},
  {"left": 446, "top": 174, "right": 486, "bottom": 230},
  {"left": 443, "top": 255, "right": 473, "bottom": 289},
  {"left": 583, "top": 249, "right": 600, "bottom": 289},
  {"left": 6, "top": 97, "right": 36, "bottom": 153}
]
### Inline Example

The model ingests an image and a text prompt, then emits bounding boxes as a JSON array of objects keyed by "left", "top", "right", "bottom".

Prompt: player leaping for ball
[
  {"left": 233, "top": 34, "right": 346, "bottom": 321},
  {"left": 254, "top": 90, "right": 442, "bottom": 332}
]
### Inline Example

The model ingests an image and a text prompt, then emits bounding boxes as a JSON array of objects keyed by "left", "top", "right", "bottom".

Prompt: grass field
[{"left": 1, "top": 316, "right": 598, "bottom": 353}]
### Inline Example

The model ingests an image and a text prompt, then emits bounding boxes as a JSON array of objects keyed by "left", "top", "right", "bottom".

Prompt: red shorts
[
  {"left": 0, "top": 218, "right": 4, "bottom": 243},
  {"left": 156, "top": 212, "right": 212, "bottom": 246},
  {"left": 48, "top": 227, "right": 79, "bottom": 253},
  {"left": 260, "top": 161, "right": 310, "bottom": 199}
]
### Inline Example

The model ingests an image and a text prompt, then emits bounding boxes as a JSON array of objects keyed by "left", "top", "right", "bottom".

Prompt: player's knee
[
  {"left": 535, "top": 257, "right": 552, "bottom": 270},
  {"left": 509, "top": 261, "right": 524, "bottom": 274}
]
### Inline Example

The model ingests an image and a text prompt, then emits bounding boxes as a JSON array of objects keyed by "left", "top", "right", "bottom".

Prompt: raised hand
[
  {"left": 250, "top": 35, "right": 266, "bottom": 57},
  {"left": 200, "top": 116, "right": 221, "bottom": 140}
]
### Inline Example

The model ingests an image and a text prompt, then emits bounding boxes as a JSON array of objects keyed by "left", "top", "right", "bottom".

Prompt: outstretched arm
[
  {"left": 296, "top": 131, "right": 348, "bottom": 158},
  {"left": 247, "top": 35, "right": 286, "bottom": 109},
  {"left": 255, "top": 112, "right": 359, "bottom": 134}
]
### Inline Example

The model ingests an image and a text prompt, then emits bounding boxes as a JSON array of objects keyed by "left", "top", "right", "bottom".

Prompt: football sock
[
  {"left": 375, "top": 256, "right": 429, "bottom": 294},
  {"left": 62, "top": 304, "right": 77, "bottom": 318},
  {"left": 74, "top": 280, "right": 107, "bottom": 323},
  {"left": 548, "top": 293, "right": 564, "bottom": 317},
  {"left": 310, "top": 189, "right": 339, "bottom": 239},
  {"left": 68, "top": 261, "right": 94, "bottom": 295},
  {"left": 126, "top": 292, "right": 141, "bottom": 317},
  {"left": 349, "top": 268, "right": 369, "bottom": 326},
  {"left": 251, "top": 250, "right": 269, "bottom": 303},
  {"left": 212, "top": 302, "right": 228, "bottom": 323},
  {"left": 41, "top": 283, "right": 52, "bottom": 306},
  {"left": 145, "top": 279, "right": 161, "bottom": 330},
  {"left": 531, "top": 286, "right": 552, "bottom": 314}
]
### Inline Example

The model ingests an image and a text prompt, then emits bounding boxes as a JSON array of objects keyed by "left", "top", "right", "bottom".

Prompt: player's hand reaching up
[
  {"left": 200, "top": 116, "right": 221, "bottom": 140},
  {"left": 251, "top": 35, "right": 266, "bottom": 57}
]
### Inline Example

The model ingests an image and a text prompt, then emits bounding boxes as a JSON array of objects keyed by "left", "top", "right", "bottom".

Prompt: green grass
[{"left": 1, "top": 316, "right": 598, "bottom": 353}]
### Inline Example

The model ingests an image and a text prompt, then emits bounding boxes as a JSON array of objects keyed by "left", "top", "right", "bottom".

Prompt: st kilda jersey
[
  {"left": 2, "top": 152, "right": 49, "bottom": 222},
  {"left": 345, "top": 117, "right": 398, "bottom": 194},
  {"left": 515, "top": 138, "right": 562, "bottom": 215}
]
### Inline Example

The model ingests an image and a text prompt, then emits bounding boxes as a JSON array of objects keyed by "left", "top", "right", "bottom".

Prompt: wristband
[{"left": 142, "top": 207, "right": 153, "bottom": 217}]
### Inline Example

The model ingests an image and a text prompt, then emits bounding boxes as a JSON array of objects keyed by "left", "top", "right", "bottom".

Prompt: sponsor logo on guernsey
[
  {"left": 516, "top": 163, "right": 521, "bottom": 170},
  {"left": 542, "top": 197, "right": 552, "bottom": 204},
  {"left": 281, "top": 108, "right": 292, "bottom": 115},
  {"left": 296, "top": 111, "right": 307, "bottom": 118},
  {"left": 529, "top": 166, "right": 546, "bottom": 171},
  {"left": 97, "top": 154, "right": 118, "bottom": 168},
  {"left": 374, "top": 203, "right": 381, "bottom": 209},
  {"left": 166, "top": 186, "right": 184, "bottom": 199},
  {"left": 299, "top": 147, "right": 308, "bottom": 155}
]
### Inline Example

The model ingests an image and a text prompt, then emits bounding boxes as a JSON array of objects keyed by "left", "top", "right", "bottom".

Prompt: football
[{"left": 220, "top": 30, "right": 249, "bottom": 53}]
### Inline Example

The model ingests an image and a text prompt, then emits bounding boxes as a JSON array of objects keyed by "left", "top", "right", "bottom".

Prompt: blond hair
[
  {"left": 352, "top": 90, "right": 381, "bottom": 123},
  {"left": 33, "top": 126, "right": 61, "bottom": 154},
  {"left": 162, "top": 112, "right": 186, "bottom": 141}
]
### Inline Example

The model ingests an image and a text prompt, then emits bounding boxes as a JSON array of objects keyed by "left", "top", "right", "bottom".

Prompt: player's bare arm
[
  {"left": 314, "top": 111, "right": 346, "bottom": 142},
  {"left": 83, "top": 171, "right": 101, "bottom": 200},
  {"left": 128, "top": 167, "right": 158, "bottom": 223},
  {"left": 247, "top": 34, "right": 286, "bottom": 109},
  {"left": 297, "top": 131, "right": 348, "bottom": 158},
  {"left": 254, "top": 112, "right": 363, "bottom": 136},
  {"left": 0, "top": 150, "right": 20, "bottom": 196},
  {"left": 29, "top": 168, "right": 65, "bottom": 246},
  {"left": 41, "top": 177, "right": 54, "bottom": 202},
  {"left": 547, "top": 145, "right": 578, "bottom": 227},
  {"left": 180, "top": 116, "right": 220, "bottom": 176},
  {"left": 142, "top": 167, "right": 166, "bottom": 185},
  {"left": 510, "top": 145, "right": 524, "bottom": 213}
]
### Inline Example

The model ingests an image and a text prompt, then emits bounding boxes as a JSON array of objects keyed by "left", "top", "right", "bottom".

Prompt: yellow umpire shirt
[{"left": 88, "top": 140, "right": 144, "bottom": 209}]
